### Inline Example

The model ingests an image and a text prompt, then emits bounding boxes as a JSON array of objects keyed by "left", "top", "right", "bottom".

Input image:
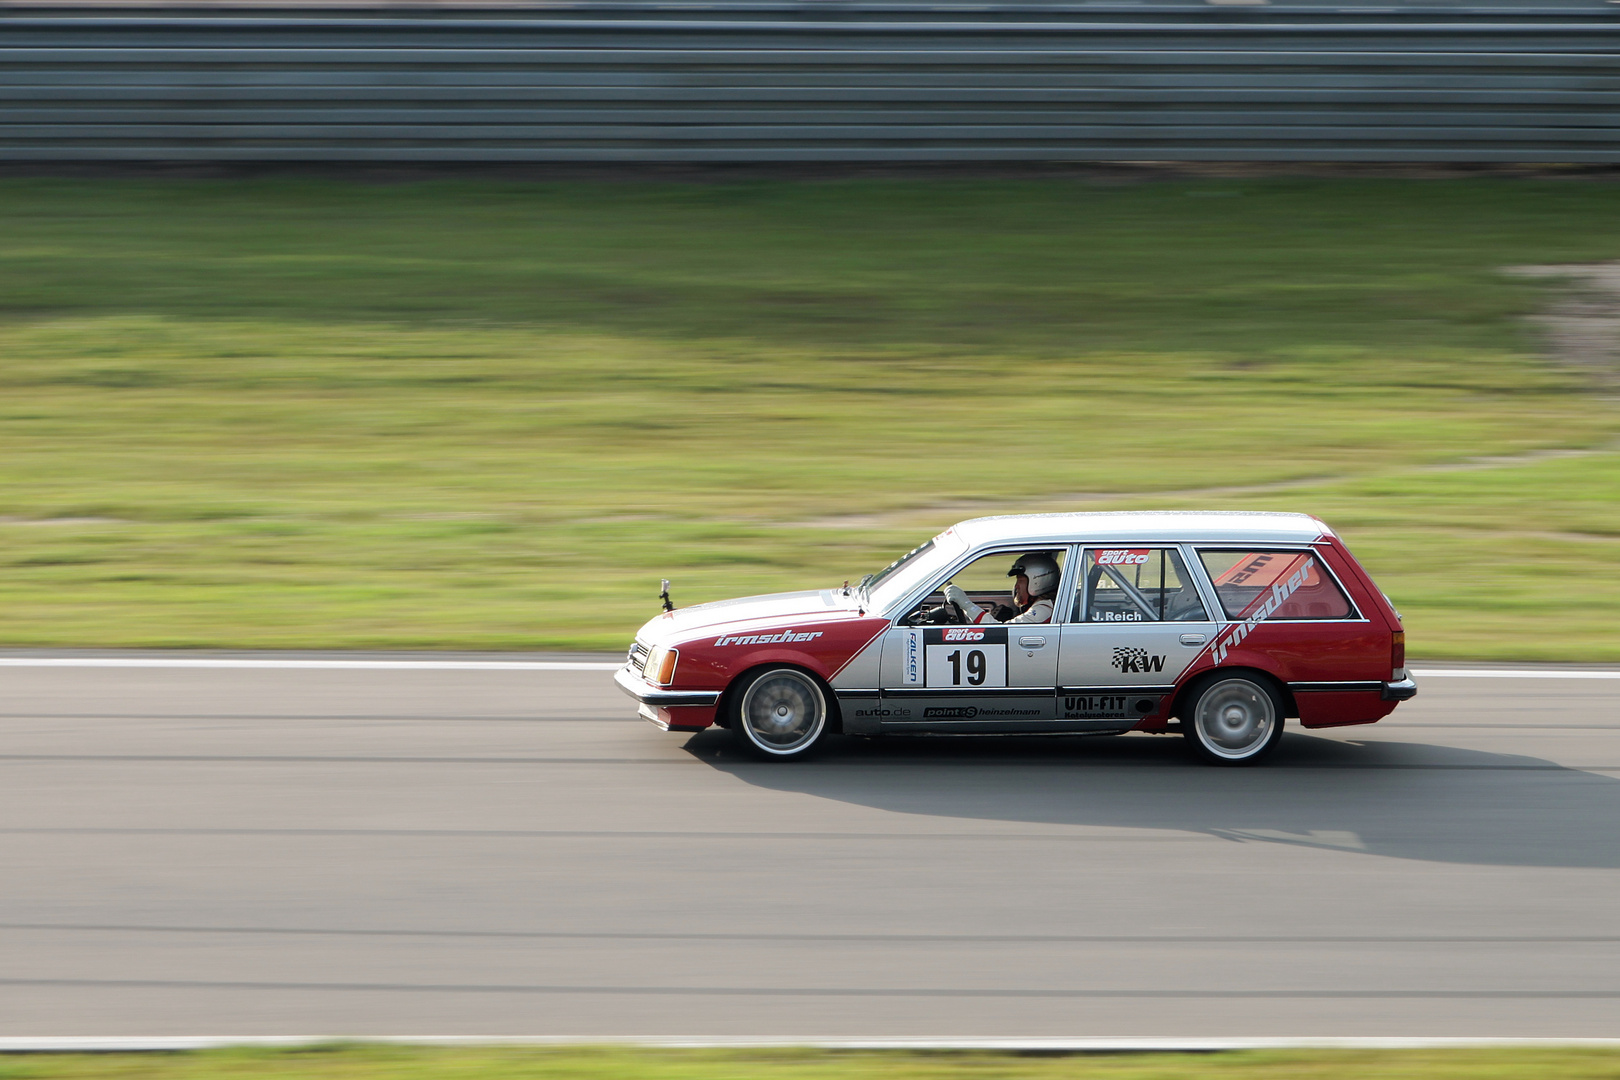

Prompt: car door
[
  {"left": 877, "top": 546, "right": 1066, "bottom": 731},
  {"left": 1055, "top": 544, "right": 1218, "bottom": 728}
]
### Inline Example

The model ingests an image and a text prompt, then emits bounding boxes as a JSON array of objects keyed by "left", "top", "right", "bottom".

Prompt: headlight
[{"left": 644, "top": 645, "right": 679, "bottom": 686}]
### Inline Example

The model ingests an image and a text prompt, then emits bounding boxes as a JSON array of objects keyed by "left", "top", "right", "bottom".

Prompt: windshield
[{"left": 863, "top": 531, "right": 965, "bottom": 613}]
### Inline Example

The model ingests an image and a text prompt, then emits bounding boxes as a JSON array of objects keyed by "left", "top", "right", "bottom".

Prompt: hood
[{"left": 635, "top": 589, "right": 862, "bottom": 646}]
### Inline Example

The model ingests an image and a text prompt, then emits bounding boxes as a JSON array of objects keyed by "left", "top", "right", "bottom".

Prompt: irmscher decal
[
  {"left": 1112, "top": 646, "right": 1166, "bottom": 674},
  {"left": 714, "top": 630, "right": 824, "bottom": 646},
  {"left": 1209, "top": 556, "right": 1316, "bottom": 664},
  {"left": 1096, "top": 549, "right": 1151, "bottom": 566}
]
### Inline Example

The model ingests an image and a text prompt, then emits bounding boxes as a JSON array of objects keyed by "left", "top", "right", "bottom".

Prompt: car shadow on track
[{"left": 678, "top": 727, "right": 1620, "bottom": 870}]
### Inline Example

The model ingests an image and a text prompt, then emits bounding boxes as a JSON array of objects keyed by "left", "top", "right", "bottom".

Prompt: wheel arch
[
  {"left": 1172, "top": 665, "right": 1296, "bottom": 721},
  {"left": 716, "top": 661, "right": 844, "bottom": 735}
]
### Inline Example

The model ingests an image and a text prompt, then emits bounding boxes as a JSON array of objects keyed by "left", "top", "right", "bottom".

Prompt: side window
[
  {"left": 1074, "top": 547, "right": 1209, "bottom": 623},
  {"left": 1197, "top": 549, "right": 1354, "bottom": 621},
  {"left": 902, "top": 549, "right": 1067, "bottom": 625}
]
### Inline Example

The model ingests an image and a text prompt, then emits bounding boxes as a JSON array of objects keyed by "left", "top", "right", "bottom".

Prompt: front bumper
[
  {"left": 613, "top": 665, "right": 721, "bottom": 708},
  {"left": 1381, "top": 676, "right": 1418, "bottom": 702}
]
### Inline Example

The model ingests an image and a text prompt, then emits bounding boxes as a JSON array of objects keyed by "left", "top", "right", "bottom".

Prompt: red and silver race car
[{"left": 615, "top": 511, "right": 1415, "bottom": 765}]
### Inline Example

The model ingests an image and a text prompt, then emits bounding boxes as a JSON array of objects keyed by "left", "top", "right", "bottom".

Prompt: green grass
[
  {"left": 5, "top": 1046, "right": 1620, "bottom": 1080},
  {"left": 0, "top": 177, "right": 1617, "bottom": 657}
]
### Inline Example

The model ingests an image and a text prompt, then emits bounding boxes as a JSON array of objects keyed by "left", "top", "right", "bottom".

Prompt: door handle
[
  {"left": 1179, "top": 633, "right": 1207, "bottom": 646},
  {"left": 1019, "top": 636, "right": 1047, "bottom": 648}
]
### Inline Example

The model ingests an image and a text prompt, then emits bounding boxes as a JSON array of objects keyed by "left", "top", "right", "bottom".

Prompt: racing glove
[{"left": 942, "top": 582, "right": 988, "bottom": 623}]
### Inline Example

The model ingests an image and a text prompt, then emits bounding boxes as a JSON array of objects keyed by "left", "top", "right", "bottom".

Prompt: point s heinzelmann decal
[{"left": 1209, "top": 555, "right": 1318, "bottom": 665}]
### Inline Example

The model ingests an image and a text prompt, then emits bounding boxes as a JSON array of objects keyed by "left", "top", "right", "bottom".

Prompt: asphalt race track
[{"left": 3, "top": 655, "right": 1619, "bottom": 1039}]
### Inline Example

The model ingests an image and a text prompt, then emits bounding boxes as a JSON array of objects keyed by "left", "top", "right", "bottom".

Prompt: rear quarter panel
[{"left": 1172, "top": 539, "right": 1399, "bottom": 729}]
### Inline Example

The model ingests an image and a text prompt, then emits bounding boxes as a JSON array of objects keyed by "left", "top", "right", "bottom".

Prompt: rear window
[{"left": 1197, "top": 549, "right": 1354, "bottom": 621}]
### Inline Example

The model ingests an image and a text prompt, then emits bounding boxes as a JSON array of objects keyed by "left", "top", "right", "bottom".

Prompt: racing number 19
[{"left": 946, "top": 649, "right": 987, "bottom": 686}]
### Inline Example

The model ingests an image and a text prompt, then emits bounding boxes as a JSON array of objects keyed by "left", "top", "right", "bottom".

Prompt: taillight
[{"left": 1391, "top": 630, "right": 1406, "bottom": 679}]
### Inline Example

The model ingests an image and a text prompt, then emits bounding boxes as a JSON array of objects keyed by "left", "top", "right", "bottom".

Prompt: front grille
[{"left": 629, "top": 641, "right": 650, "bottom": 675}]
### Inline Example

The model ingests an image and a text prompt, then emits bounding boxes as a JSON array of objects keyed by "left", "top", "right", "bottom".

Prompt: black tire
[
  {"left": 1183, "top": 673, "right": 1286, "bottom": 766},
  {"left": 729, "top": 666, "right": 832, "bottom": 761}
]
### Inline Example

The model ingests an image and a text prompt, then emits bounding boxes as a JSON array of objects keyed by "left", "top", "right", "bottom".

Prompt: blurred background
[{"left": 1, "top": 0, "right": 1617, "bottom": 659}]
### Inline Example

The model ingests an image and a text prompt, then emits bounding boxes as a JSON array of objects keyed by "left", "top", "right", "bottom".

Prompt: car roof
[{"left": 950, "top": 511, "right": 1332, "bottom": 548}]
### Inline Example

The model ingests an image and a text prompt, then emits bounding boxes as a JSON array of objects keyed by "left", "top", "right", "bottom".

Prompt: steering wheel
[{"left": 908, "top": 599, "right": 966, "bottom": 625}]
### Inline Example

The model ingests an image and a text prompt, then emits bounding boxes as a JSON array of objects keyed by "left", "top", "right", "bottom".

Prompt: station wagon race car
[{"left": 615, "top": 511, "right": 1416, "bottom": 765}]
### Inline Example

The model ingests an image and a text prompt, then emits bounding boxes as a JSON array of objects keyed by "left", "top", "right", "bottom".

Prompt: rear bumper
[
  {"left": 1381, "top": 676, "right": 1418, "bottom": 702},
  {"left": 613, "top": 665, "right": 721, "bottom": 708}
]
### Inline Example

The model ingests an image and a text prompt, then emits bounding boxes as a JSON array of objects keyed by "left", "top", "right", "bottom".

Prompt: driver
[{"left": 943, "top": 553, "right": 1060, "bottom": 625}]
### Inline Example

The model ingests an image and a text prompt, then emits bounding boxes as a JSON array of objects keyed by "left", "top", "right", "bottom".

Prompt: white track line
[
  {"left": 1412, "top": 668, "right": 1620, "bottom": 679},
  {"left": 0, "top": 658, "right": 622, "bottom": 671},
  {"left": 3, "top": 1036, "right": 1620, "bottom": 1051},
  {"left": 0, "top": 658, "right": 1614, "bottom": 678}
]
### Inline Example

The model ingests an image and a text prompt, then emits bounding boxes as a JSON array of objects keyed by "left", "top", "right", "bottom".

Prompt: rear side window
[
  {"left": 1075, "top": 547, "right": 1209, "bottom": 623},
  {"left": 1198, "top": 549, "right": 1354, "bottom": 621}
]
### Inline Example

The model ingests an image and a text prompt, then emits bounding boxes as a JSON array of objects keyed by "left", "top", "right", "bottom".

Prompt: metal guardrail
[{"left": 2, "top": 2, "right": 1619, "bottom": 162}]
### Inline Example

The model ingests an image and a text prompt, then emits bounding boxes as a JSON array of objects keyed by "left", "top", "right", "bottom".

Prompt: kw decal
[{"left": 1112, "top": 647, "right": 1166, "bottom": 674}]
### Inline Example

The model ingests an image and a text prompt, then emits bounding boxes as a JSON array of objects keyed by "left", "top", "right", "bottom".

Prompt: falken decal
[
  {"left": 1210, "top": 555, "right": 1317, "bottom": 665},
  {"left": 903, "top": 628, "right": 922, "bottom": 686}
]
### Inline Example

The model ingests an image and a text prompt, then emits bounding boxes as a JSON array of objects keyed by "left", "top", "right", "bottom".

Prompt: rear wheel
[
  {"left": 1184, "top": 674, "right": 1285, "bottom": 766},
  {"left": 730, "top": 667, "right": 830, "bottom": 761}
]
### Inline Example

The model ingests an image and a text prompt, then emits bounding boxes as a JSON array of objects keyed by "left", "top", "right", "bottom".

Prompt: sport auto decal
[
  {"left": 714, "top": 630, "right": 823, "bottom": 646},
  {"left": 1209, "top": 555, "right": 1317, "bottom": 665},
  {"left": 1111, "top": 646, "right": 1167, "bottom": 674},
  {"left": 923, "top": 628, "right": 1008, "bottom": 645},
  {"left": 1096, "top": 549, "right": 1150, "bottom": 566}
]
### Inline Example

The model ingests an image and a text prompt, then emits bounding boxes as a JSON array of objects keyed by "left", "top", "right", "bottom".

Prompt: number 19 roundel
[{"left": 922, "top": 627, "right": 1008, "bottom": 688}]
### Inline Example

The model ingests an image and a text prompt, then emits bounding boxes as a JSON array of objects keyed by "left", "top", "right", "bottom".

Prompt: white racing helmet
[{"left": 1008, "top": 552, "right": 1061, "bottom": 596}]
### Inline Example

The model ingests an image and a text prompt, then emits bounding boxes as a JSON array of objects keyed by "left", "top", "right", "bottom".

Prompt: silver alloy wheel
[
  {"left": 740, "top": 669, "right": 826, "bottom": 756},
  {"left": 1193, "top": 677, "right": 1277, "bottom": 761}
]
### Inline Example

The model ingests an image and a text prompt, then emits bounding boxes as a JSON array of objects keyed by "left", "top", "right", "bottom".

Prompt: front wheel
[
  {"left": 730, "top": 667, "right": 831, "bottom": 761},
  {"left": 1184, "top": 674, "right": 1285, "bottom": 766}
]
